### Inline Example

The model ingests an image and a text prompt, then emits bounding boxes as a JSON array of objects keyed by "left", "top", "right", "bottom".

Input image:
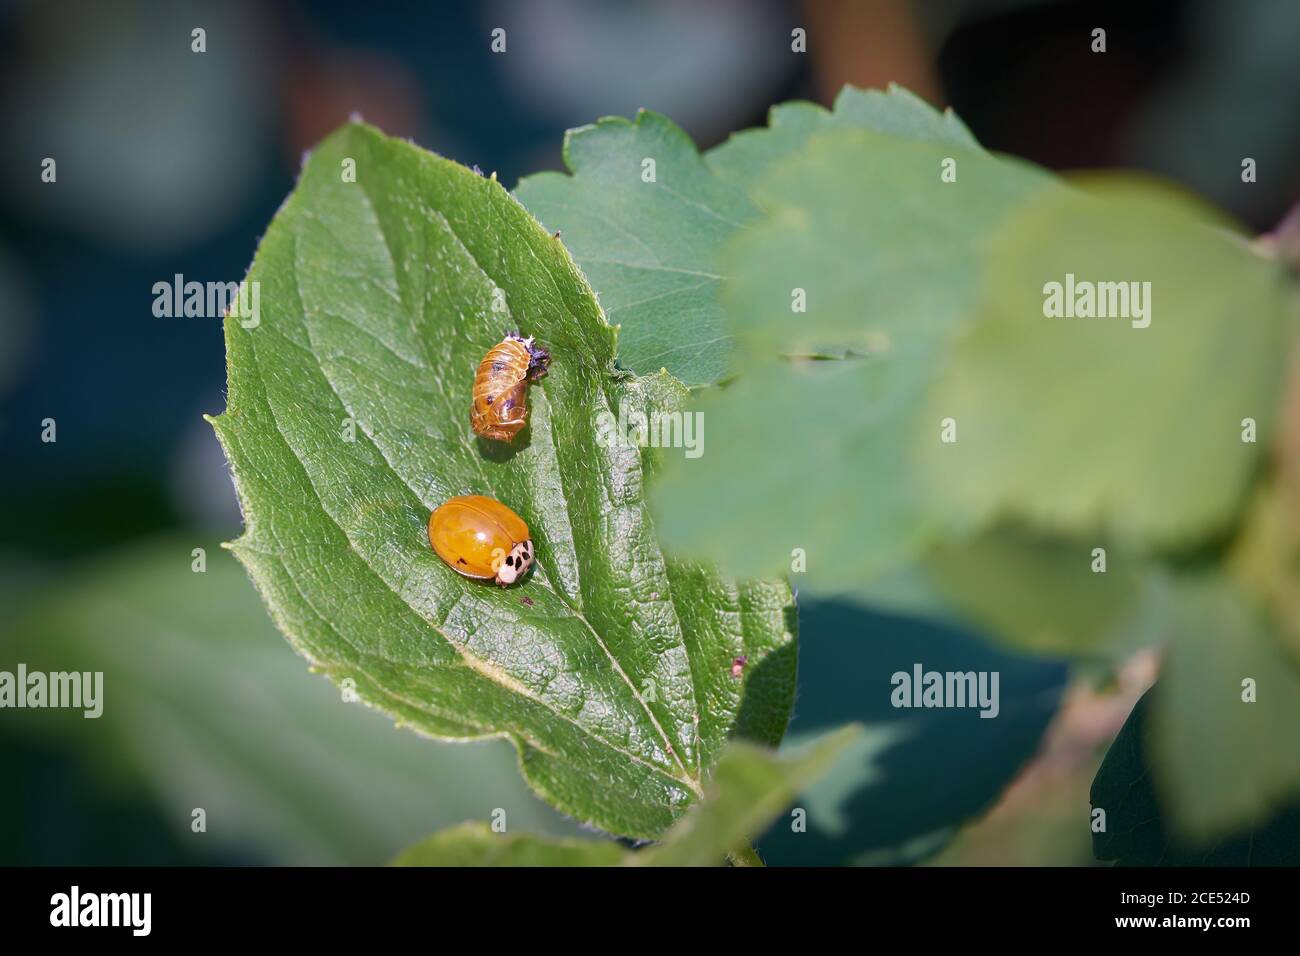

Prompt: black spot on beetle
[
  {"left": 457, "top": 557, "right": 466, "bottom": 565},
  {"left": 506, "top": 555, "right": 515, "bottom": 567}
]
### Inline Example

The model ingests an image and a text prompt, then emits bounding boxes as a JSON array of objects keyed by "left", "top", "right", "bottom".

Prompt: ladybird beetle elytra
[
  {"left": 428, "top": 494, "right": 534, "bottom": 586},
  {"left": 470, "top": 332, "right": 551, "bottom": 441}
]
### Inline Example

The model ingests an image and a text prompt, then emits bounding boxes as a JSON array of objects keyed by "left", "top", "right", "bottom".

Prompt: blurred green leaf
[
  {"left": 651, "top": 129, "right": 1058, "bottom": 585},
  {"left": 210, "top": 121, "right": 795, "bottom": 841},
  {"left": 754, "top": 600, "right": 1067, "bottom": 865},
  {"left": 925, "top": 177, "right": 1292, "bottom": 550},
  {"left": 394, "top": 726, "right": 860, "bottom": 866},
  {"left": 637, "top": 724, "right": 861, "bottom": 866},
  {"left": 651, "top": 123, "right": 1293, "bottom": 649},
  {"left": 4, "top": 537, "right": 581, "bottom": 865},
  {"left": 1149, "top": 578, "right": 1300, "bottom": 841},
  {"left": 924, "top": 524, "right": 1166, "bottom": 659},
  {"left": 654, "top": 356, "right": 933, "bottom": 584},
  {"left": 1091, "top": 574, "right": 1300, "bottom": 859},
  {"left": 392, "top": 822, "right": 625, "bottom": 867},
  {"left": 714, "top": 111, "right": 1051, "bottom": 362},
  {"left": 1094, "top": 688, "right": 1300, "bottom": 865}
]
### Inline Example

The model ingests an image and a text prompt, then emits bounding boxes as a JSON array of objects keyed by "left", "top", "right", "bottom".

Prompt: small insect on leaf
[
  {"left": 470, "top": 332, "right": 551, "bottom": 441},
  {"left": 428, "top": 494, "right": 535, "bottom": 587}
]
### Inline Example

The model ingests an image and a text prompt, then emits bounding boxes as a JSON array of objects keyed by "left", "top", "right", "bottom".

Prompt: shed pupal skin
[
  {"left": 470, "top": 332, "right": 551, "bottom": 441},
  {"left": 496, "top": 540, "right": 534, "bottom": 585}
]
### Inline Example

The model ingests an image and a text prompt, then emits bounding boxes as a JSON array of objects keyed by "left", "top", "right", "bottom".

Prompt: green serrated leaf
[
  {"left": 924, "top": 176, "right": 1293, "bottom": 550},
  {"left": 515, "top": 85, "right": 974, "bottom": 387},
  {"left": 210, "top": 121, "right": 796, "bottom": 840},
  {"left": 515, "top": 111, "right": 759, "bottom": 387}
]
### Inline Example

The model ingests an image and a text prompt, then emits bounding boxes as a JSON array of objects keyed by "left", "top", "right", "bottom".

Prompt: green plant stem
[{"left": 727, "top": 845, "right": 765, "bottom": 867}]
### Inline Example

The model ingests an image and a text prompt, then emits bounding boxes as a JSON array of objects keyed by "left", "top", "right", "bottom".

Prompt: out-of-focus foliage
[
  {"left": 395, "top": 726, "right": 860, "bottom": 866},
  {"left": 754, "top": 601, "right": 1067, "bottom": 865},
  {"left": 922, "top": 525, "right": 1164, "bottom": 659},
  {"left": 1094, "top": 689, "right": 1300, "bottom": 865},
  {"left": 526, "top": 84, "right": 1299, "bottom": 855},
  {"left": 0, "top": 248, "right": 33, "bottom": 397},
  {"left": 3, "top": 537, "right": 583, "bottom": 865},
  {"left": 650, "top": 131, "right": 1290, "bottom": 589},
  {"left": 0, "top": 0, "right": 273, "bottom": 253},
  {"left": 926, "top": 178, "right": 1290, "bottom": 550},
  {"left": 393, "top": 822, "right": 627, "bottom": 867},
  {"left": 1125, "top": 0, "right": 1300, "bottom": 229},
  {"left": 1147, "top": 578, "right": 1300, "bottom": 841},
  {"left": 649, "top": 129, "right": 1061, "bottom": 584}
]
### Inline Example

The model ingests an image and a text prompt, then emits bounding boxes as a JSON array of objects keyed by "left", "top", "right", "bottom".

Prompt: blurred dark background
[{"left": 1, "top": 0, "right": 1297, "bottom": 865}]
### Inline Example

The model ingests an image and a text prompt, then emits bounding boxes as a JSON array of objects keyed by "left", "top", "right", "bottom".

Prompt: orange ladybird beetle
[
  {"left": 470, "top": 332, "right": 551, "bottom": 441},
  {"left": 428, "top": 494, "right": 534, "bottom": 586}
]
